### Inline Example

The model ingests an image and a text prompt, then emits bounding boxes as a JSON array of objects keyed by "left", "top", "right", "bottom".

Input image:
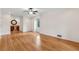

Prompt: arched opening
[{"left": 10, "top": 19, "right": 20, "bottom": 34}]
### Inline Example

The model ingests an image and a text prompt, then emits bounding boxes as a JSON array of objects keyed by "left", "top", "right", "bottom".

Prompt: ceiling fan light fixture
[{"left": 23, "top": 8, "right": 39, "bottom": 16}]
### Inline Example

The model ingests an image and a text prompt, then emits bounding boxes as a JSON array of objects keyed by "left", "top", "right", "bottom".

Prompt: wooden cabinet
[{"left": 10, "top": 25, "right": 20, "bottom": 33}]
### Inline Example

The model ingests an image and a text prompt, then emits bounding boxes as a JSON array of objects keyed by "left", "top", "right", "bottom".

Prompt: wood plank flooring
[{"left": 0, "top": 32, "right": 79, "bottom": 51}]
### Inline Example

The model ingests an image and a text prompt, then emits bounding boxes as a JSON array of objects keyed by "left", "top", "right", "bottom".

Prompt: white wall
[
  {"left": 20, "top": 16, "right": 23, "bottom": 32},
  {"left": 0, "top": 11, "right": 2, "bottom": 35},
  {"left": 22, "top": 15, "right": 40, "bottom": 32},
  {"left": 0, "top": 9, "right": 21, "bottom": 35},
  {"left": 0, "top": 8, "right": 24, "bottom": 35},
  {"left": 23, "top": 15, "right": 35, "bottom": 32},
  {"left": 40, "top": 8, "right": 79, "bottom": 42},
  {"left": 0, "top": 8, "right": 79, "bottom": 42},
  {"left": 0, "top": 14, "right": 10, "bottom": 35}
]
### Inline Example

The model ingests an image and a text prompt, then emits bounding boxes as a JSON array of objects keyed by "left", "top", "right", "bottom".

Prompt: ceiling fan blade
[{"left": 34, "top": 11, "right": 38, "bottom": 12}]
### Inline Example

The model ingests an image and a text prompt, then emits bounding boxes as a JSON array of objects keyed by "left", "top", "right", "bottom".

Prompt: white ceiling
[
  {"left": 0, "top": 8, "right": 64, "bottom": 17},
  {"left": 1, "top": 8, "right": 79, "bottom": 18},
  {"left": 0, "top": 8, "right": 44, "bottom": 17}
]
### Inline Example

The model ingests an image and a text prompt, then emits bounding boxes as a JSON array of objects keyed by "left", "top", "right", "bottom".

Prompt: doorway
[{"left": 10, "top": 19, "right": 20, "bottom": 34}]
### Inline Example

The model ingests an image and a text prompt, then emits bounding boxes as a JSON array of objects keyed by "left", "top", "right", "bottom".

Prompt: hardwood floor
[{"left": 0, "top": 32, "right": 79, "bottom": 51}]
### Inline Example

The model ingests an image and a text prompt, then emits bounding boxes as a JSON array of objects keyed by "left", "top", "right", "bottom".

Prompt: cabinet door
[
  {"left": 10, "top": 25, "right": 20, "bottom": 33},
  {"left": 16, "top": 26, "right": 19, "bottom": 31},
  {"left": 11, "top": 26, "right": 14, "bottom": 31}
]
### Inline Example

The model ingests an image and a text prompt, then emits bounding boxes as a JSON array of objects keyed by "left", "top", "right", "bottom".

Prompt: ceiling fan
[{"left": 24, "top": 8, "right": 39, "bottom": 15}]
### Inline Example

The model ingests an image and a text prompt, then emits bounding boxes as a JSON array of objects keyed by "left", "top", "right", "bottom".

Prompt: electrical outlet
[{"left": 57, "top": 34, "right": 62, "bottom": 37}]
